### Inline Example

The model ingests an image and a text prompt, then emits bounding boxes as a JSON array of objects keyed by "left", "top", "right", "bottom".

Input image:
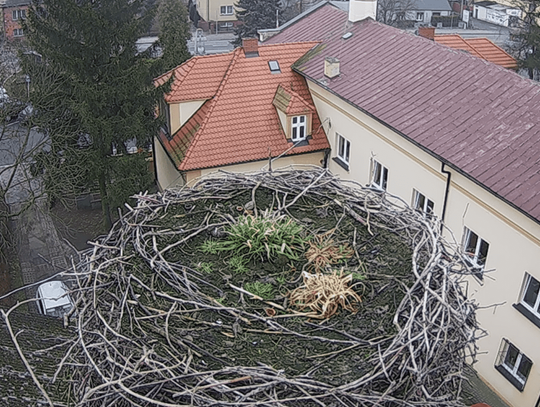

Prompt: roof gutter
[{"left": 294, "top": 67, "right": 540, "bottom": 228}]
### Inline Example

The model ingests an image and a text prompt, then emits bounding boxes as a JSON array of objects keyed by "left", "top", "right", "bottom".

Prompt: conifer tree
[
  {"left": 158, "top": 0, "right": 191, "bottom": 72},
  {"left": 24, "top": 0, "right": 161, "bottom": 228},
  {"left": 513, "top": 1, "right": 540, "bottom": 80},
  {"left": 233, "top": 0, "right": 282, "bottom": 47}
]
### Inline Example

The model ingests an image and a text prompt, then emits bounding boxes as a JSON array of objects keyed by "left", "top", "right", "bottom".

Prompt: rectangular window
[
  {"left": 371, "top": 160, "right": 388, "bottom": 190},
  {"left": 13, "top": 28, "right": 24, "bottom": 37},
  {"left": 336, "top": 133, "right": 350, "bottom": 164},
  {"left": 291, "top": 115, "right": 306, "bottom": 141},
  {"left": 413, "top": 189, "right": 434, "bottom": 215},
  {"left": 463, "top": 227, "right": 489, "bottom": 278},
  {"left": 416, "top": 12, "right": 424, "bottom": 21},
  {"left": 521, "top": 274, "right": 540, "bottom": 316},
  {"left": 220, "top": 5, "right": 233, "bottom": 15},
  {"left": 12, "top": 9, "right": 26, "bottom": 20},
  {"left": 495, "top": 339, "right": 532, "bottom": 391}
]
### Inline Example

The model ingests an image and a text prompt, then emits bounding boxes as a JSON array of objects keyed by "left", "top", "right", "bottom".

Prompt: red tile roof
[
  {"left": 435, "top": 35, "right": 517, "bottom": 69},
  {"left": 268, "top": 4, "right": 540, "bottom": 223},
  {"left": 157, "top": 42, "right": 329, "bottom": 172},
  {"left": 273, "top": 84, "right": 314, "bottom": 115},
  {"left": 155, "top": 53, "right": 235, "bottom": 103}
]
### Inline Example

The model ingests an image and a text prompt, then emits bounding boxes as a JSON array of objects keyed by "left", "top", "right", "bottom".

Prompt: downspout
[
  {"left": 151, "top": 135, "right": 158, "bottom": 187},
  {"left": 322, "top": 148, "right": 330, "bottom": 168},
  {"left": 441, "top": 162, "right": 451, "bottom": 230}
]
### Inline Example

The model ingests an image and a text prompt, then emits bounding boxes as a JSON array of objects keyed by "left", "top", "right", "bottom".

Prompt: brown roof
[
  {"left": 435, "top": 35, "right": 517, "bottom": 69},
  {"left": 157, "top": 42, "right": 330, "bottom": 172},
  {"left": 267, "top": 4, "right": 540, "bottom": 223}
]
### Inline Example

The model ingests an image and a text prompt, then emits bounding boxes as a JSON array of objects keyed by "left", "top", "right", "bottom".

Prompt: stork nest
[{"left": 2, "top": 168, "right": 480, "bottom": 407}]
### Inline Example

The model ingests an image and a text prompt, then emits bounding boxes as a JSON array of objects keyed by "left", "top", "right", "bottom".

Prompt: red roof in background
[
  {"left": 157, "top": 42, "right": 330, "bottom": 172},
  {"left": 268, "top": 4, "right": 540, "bottom": 223},
  {"left": 433, "top": 34, "right": 482, "bottom": 57},
  {"left": 435, "top": 35, "right": 517, "bottom": 69}
]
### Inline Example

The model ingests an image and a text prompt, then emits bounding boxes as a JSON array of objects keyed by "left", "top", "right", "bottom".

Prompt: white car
[{"left": 36, "top": 281, "right": 73, "bottom": 317}]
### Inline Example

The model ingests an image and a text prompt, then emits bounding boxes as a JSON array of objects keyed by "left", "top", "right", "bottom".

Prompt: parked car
[
  {"left": 36, "top": 280, "right": 73, "bottom": 317},
  {"left": 0, "top": 88, "right": 26, "bottom": 123},
  {"left": 17, "top": 103, "right": 35, "bottom": 125}
]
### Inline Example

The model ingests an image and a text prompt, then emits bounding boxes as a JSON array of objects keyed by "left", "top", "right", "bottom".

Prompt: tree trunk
[{"left": 98, "top": 171, "right": 112, "bottom": 230}]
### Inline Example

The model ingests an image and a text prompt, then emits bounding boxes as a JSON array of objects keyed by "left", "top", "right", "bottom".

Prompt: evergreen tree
[
  {"left": 24, "top": 0, "right": 161, "bottom": 228},
  {"left": 513, "top": 1, "right": 540, "bottom": 80},
  {"left": 233, "top": 0, "right": 281, "bottom": 47},
  {"left": 158, "top": 0, "right": 191, "bottom": 72}
]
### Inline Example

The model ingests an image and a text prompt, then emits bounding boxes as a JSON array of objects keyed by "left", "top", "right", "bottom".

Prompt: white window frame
[
  {"left": 336, "top": 133, "right": 350, "bottom": 164},
  {"left": 291, "top": 115, "right": 307, "bottom": 141},
  {"left": 498, "top": 339, "right": 532, "bottom": 388},
  {"left": 220, "top": 5, "right": 233, "bottom": 15},
  {"left": 520, "top": 274, "right": 540, "bottom": 317},
  {"left": 13, "top": 28, "right": 24, "bottom": 37},
  {"left": 462, "top": 227, "right": 489, "bottom": 270},
  {"left": 413, "top": 189, "right": 434, "bottom": 215},
  {"left": 371, "top": 160, "right": 388, "bottom": 190},
  {"left": 12, "top": 9, "right": 25, "bottom": 20},
  {"left": 416, "top": 12, "right": 424, "bottom": 21}
]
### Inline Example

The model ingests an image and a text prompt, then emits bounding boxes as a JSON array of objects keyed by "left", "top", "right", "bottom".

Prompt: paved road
[
  {"left": 137, "top": 32, "right": 235, "bottom": 57},
  {"left": 0, "top": 123, "right": 47, "bottom": 169},
  {"left": 188, "top": 32, "right": 235, "bottom": 55},
  {"left": 0, "top": 122, "right": 71, "bottom": 310}
]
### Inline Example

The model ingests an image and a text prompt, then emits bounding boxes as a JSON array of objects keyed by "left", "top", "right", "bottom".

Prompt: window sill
[
  {"left": 290, "top": 139, "right": 309, "bottom": 147},
  {"left": 494, "top": 364, "right": 525, "bottom": 391},
  {"left": 332, "top": 156, "right": 349, "bottom": 171},
  {"left": 463, "top": 257, "right": 484, "bottom": 282},
  {"left": 513, "top": 302, "right": 540, "bottom": 330}
]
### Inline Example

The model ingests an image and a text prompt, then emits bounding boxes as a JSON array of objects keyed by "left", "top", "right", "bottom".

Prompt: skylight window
[
  {"left": 268, "top": 60, "right": 281, "bottom": 74},
  {"left": 342, "top": 32, "right": 353, "bottom": 40}
]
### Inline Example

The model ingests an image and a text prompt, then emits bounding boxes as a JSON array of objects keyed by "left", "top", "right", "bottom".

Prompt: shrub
[
  {"left": 215, "top": 212, "right": 308, "bottom": 261},
  {"left": 245, "top": 281, "right": 274, "bottom": 300},
  {"left": 228, "top": 256, "right": 249, "bottom": 274}
]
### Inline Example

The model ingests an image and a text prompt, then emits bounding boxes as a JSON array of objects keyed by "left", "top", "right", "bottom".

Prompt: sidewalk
[{"left": 461, "top": 365, "right": 512, "bottom": 407}]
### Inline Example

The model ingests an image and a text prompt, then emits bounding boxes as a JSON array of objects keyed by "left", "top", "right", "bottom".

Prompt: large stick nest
[{"left": 16, "top": 169, "right": 481, "bottom": 406}]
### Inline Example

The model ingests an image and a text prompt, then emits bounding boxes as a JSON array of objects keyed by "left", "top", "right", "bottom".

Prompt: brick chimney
[
  {"left": 418, "top": 26, "right": 436, "bottom": 40},
  {"left": 324, "top": 57, "right": 340, "bottom": 78},
  {"left": 242, "top": 38, "right": 259, "bottom": 57},
  {"left": 349, "top": 0, "right": 377, "bottom": 22}
]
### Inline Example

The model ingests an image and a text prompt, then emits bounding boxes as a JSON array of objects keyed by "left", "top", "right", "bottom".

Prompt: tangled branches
[{"left": 3, "top": 168, "right": 480, "bottom": 406}]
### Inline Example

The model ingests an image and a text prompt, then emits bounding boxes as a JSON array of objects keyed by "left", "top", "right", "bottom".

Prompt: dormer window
[{"left": 291, "top": 115, "right": 306, "bottom": 141}]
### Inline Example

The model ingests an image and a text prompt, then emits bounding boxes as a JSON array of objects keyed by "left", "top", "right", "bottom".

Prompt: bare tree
[{"left": 377, "top": 0, "right": 420, "bottom": 27}]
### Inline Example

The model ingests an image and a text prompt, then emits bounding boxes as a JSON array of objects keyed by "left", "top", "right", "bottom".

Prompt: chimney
[
  {"left": 418, "top": 26, "right": 436, "bottom": 40},
  {"left": 324, "top": 57, "right": 340, "bottom": 79},
  {"left": 349, "top": 0, "right": 377, "bottom": 22},
  {"left": 242, "top": 38, "right": 259, "bottom": 57}
]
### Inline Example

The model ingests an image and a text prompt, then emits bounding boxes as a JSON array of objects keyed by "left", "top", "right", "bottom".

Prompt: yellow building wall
[
  {"left": 169, "top": 99, "right": 205, "bottom": 135},
  {"left": 196, "top": 0, "right": 237, "bottom": 22},
  {"left": 308, "top": 80, "right": 540, "bottom": 407},
  {"left": 188, "top": 151, "right": 325, "bottom": 185},
  {"left": 154, "top": 135, "right": 185, "bottom": 190}
]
